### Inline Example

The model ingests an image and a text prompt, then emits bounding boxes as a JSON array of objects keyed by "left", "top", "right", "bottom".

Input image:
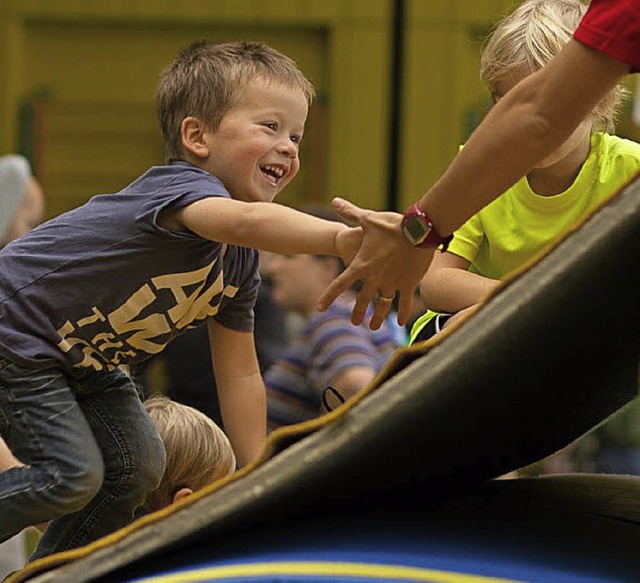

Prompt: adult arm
[
  {"left": 420, "top": 40, "right": 630, "bottom": 234},
  {"left": 207, "top": 319, "right": 266, "bottom": 468},
  {"left": 319, "top": 40, "right": 630, "bottom": 328}
]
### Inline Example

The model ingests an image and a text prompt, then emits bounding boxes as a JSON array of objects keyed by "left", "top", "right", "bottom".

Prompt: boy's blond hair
[
  {"left": 156, "top": 40, "right": 316, "bottom": 162},
  {"left": 142, "top": 396, "right": 236, "bottom": 513},
  {"left": 480, "top": 0, "right": 627, "bottom": 132}
]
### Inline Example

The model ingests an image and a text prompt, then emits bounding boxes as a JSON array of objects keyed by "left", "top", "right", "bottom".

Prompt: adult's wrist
[{"left": 401, "top": 203, "right": 453, "bottom": 250}]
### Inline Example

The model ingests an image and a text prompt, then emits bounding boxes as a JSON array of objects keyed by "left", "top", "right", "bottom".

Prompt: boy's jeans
[{"left": 0, "top": 357, "right": 166, "bottom": 560}]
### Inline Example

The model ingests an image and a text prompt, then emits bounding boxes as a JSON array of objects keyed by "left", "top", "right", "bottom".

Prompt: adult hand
[{"left": 318, "top": 197, "right": 436, "bottom": 330}]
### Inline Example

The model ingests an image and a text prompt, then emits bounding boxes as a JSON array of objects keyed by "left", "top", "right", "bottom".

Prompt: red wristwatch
[{"left": 401, "top": 203, "right": 453, "bottom": 251}]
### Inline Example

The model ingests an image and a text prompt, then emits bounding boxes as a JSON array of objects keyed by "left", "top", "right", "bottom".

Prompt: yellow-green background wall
[{"left": 4, "top": 0, "right": 607, "bottom": 220}]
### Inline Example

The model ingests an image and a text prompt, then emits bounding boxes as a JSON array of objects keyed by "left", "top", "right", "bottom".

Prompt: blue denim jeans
[{"left": 0, "top": 357, "right": 166, "bottom": 559}]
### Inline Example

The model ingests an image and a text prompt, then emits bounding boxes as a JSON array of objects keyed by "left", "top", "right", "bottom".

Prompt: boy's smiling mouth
[{"left": 261, "top": 164, "right": 286, "bottom": 186}]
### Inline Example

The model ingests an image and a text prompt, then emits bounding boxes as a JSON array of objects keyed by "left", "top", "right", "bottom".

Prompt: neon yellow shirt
[{"left": 410, "top": 132, "right": 640, "bottom": 343}]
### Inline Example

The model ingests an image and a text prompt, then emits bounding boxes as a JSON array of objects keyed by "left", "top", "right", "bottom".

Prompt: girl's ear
[
  {"left": 180, "top": 116, "right": 210, "bottom": 159},
  {"left": 172, "top": 487, "right": 194, "bottom": 505}
]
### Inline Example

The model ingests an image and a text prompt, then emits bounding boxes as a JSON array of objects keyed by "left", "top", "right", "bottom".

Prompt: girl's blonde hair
[
  {"left": 480, "top": 0, "right": 628, "bottom": 132},
  {"left": 142, "top": 396, "right": 236, "bottom": 513}
]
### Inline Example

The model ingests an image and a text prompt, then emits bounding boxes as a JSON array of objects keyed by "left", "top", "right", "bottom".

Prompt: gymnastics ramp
[{"left": 12, "top": 172, "right": 640, "bottom": 582}]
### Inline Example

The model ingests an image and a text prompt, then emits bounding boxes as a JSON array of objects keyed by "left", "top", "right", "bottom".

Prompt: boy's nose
[{"left": 277, "top": 140, "right": 298, "bottom": 158}]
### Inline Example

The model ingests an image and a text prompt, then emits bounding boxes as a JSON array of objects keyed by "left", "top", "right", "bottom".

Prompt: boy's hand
[
  {"left": 319, "top": 197, "right": 436, "bottom": 330},
  {"left": 335, "top": 225, "right": 363, "bottom": 266}
]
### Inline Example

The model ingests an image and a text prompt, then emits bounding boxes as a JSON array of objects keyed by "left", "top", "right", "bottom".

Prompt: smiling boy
[{"left": 0, "top": 41, "right": 361, "bottom": 560}]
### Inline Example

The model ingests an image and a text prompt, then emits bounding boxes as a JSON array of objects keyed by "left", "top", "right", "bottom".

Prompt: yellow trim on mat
[
  {"left": 137, "top": 561, "right": 523, "bottom": 582},
  {"left": 10, "top": 184, "right": 625, "bottom": 583}
]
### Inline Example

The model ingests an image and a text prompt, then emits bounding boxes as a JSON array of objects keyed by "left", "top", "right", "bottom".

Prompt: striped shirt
[{"left": 264, "top": 299, "right": 401, "bottom": 429}]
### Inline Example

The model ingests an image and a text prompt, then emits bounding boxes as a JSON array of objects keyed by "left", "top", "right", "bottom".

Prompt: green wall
[{"left": 0, "top": 0, "right": 514, "bottom": 218}]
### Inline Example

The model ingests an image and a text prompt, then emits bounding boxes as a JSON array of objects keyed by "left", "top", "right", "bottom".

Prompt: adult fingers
[
  {"left": 318, "top": 268, "right": 360, "bottom": 313},
  {"left": 331, "top": 197, "right": 367, "bottom": 226},
  {"left": 351, "top": 283, "right": 377, "bottom": 326},
  {"left": 368, "top": 291, "right": 394, "bottom": 330},
  {"left": 395, "top": 290, "right": 414, "bottom": 328}
]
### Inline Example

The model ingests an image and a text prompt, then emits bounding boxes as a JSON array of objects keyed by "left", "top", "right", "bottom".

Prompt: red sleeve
[{"left": 574, "top": 0, "right": 640, "bottom": 72}]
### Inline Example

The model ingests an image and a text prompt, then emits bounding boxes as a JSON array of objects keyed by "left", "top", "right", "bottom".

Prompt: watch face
[{"left": 403, "top": 216, "right": 430, "bottom": 244}]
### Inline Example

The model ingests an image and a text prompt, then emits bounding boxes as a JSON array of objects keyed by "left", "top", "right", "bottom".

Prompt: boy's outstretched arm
[
  {"left": 173, "top": 198, "right": 361, "bottom": 264},
  {"left": 207, "top": 319, "right": 266, "bottom": 468}
]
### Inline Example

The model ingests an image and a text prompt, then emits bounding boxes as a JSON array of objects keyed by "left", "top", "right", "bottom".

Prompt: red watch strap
[{"left": 406, "top": 203, "right": 453, "bottom": 251}]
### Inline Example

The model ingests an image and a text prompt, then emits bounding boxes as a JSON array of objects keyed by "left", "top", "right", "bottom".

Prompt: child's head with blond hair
[
  {"left": 156, "top": 40, "right": 316, "bottom": 163},
  {"left": 480, "top": 0, "right": 627, "bottom": 132},
  {"left": 141, "top": 396, "right": 236, "bottom": 513}
]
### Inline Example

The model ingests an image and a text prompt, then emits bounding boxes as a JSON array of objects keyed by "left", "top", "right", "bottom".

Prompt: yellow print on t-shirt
[{"left": 55, "top": 260, "right": 238, "bottom": 370}]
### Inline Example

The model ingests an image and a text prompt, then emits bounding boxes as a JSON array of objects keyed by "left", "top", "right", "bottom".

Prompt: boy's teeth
[{"left": 263, "top": 165, "right": 284, "bottom": 178}]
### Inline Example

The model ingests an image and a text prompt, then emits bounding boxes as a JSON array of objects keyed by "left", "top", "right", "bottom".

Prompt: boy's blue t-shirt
[{"left": 0, "top": 162, "right": 260, "bottom": 371}]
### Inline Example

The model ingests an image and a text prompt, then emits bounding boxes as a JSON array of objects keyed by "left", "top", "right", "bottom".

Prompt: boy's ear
[
  {"left": 180, "top": 116, "right": 210, "bottom": 159},
  {"left": 172, "top": 487, "right": 194, "bottom": 505}
]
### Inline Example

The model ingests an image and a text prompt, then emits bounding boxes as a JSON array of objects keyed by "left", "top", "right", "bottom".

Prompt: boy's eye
[
  {"left": 290, "top": 134, "right": 302, "bottom": 144},
  {"left": 264, "top": 122, "right": 278, "bottom": 131}
]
